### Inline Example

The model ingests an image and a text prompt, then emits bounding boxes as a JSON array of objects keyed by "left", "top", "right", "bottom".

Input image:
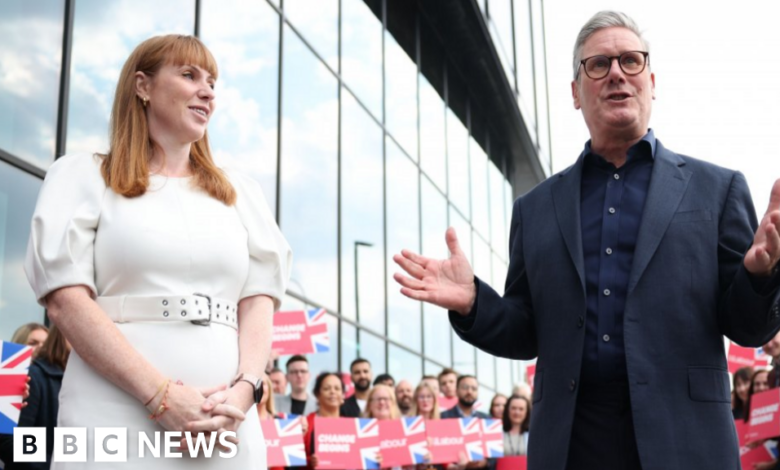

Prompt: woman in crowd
[
  {"left": 744, "top": 369, "right": 770, "bottom": 423},
  {"left": 11, "top": 322, "right": 49, "bottom": 355},
  {"left": 489, "top": 393, "right": 507, "bottom": 420},
  {"left": 501, "top": 395, "right": 531, "bottom": 457},
  {"left": 732, "top": 366, "right": 753, "bottom": 420},
  {"left": 305, "top": 372, "right": 345, "bottom": 470},
  {"left": 0, "top": 325, "right": 69, "bottom": 469},
  {"left": 364, "top": 384, "right": 400, "bottom": 420},
  {"left": 413, "top": 381, "right": 441, "bottom": 420},
  {"left": 24, "top": 34, "right": 291, "bottom": 469}
]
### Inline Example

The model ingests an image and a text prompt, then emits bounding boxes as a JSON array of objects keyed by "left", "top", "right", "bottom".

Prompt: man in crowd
[
  {"left": 341, "top": 358, "right": 372, "bottom": 417},
  {"left": 373, "top": 373, "right": 395, "bottom": 388},
  {"left": 440, "top": 375, "right": 490, "bottom": 419},
  {"left": 395, "top": 380, "right": 414, "bottom": 417},
  {"left": 274, "top": 355, "right": 317, "bottom": 416},
  {"left": 269, "top": 367, "right": 287, "bottom": 395},
  {"left": 394, "top": 10, "right": 780, "bottom": 470},
  {"left": 438, "top": 368, "right": 459, "bottom": 411}
]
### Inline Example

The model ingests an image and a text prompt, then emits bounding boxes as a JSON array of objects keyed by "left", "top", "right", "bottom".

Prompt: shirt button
[
  {"left": 608, "top": 207, "right": 616, "bottom": 214},
  {"left": 605, "top": 247, "right": 613, "bottom": 255},
  {"left": 603, "top": 289, "right": 611, "bottom": 296},
  {"left": 569, "top": 379, "right": 577, "bottom": 392},
  {"left": 603, "top": 334, "right": 611, "bottom": 342},
  {"left": 614, "top": 174, "right": 620, "bottom": 180}
]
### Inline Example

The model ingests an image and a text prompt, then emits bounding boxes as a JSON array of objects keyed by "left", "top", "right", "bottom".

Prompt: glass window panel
[
  {"left": 283, "top": 0, "right": 338, "bottom": 70},
  {"left": 473, "top": 231, "right": 492, "bottom": 285},
  {"left": 531, "top": 0, "right": 550, "bottom": 160},
  {"left": 421, "top": 176, "right": 450, "bottom": 367},
  {"left": 386, "top": 139, "right": 421, "bottom": 350},
  {"left": 67, "top": 0, "right": 194, "bottom": 156},
  {"left": 280, "top": 26, "right": 339, "bottom": 310},
  {"left": 358, "top": 329, "right": 386, "bottom": 375},
  {"left": 492, "top": 255, "right": 507, "bottom": 296},
  {"left": 341, "top": 321, "right": 358, "bottom": 371},
  {"left": 446, "top": 108, "right": 470, "bottom": 220},
  {"left": 476, "top": 385, "right": 492, "bottom": 414},
  {"left": 201, "top": 0, "right": 279, "bottom": 211},
  {"left": 488, "top": 0, "right": 515, "bottom": 89},
  {"left": 0, "top": 162, "right": 45, "bottom": 339},
  {"left": 449, "top": 206, "right": 472, "bottom": 266},
  {"left": 419, "top": 76, "right": 446, "bottom": 193},
  {"left": 453, "top": 334, "right": 475, "bottom": 375},
  {"left": 341, "top": 90, "right": 384, "bottom": 334},
  {"left": 477, "top": 349, "right": 496, "bottom": 390},
  {"left": 388, "top": 345, "right": 422, "bottom": 386},
  {"left": 0, "top": 1, "right": 63, "bottom": 168},
  {"left": 489, "top": 161, "right": 508, "bottom": 258},
  {"left": 497, "top": 357, "right": 512, "bottom": 395},
  {"left": 514, "top": 0, "right": 536, "bottom": 134},
  {"left": 306, "top": 313, "right": 339, "bottom": 379},
  {"left": 425, "top": 360, "right": 443, "bottom": 379},
  {"left": 470, "top": 137, "right": 490, "bottom": 240},
  {"left": 505, "top": 179, "right": 514, "bottom": 232},
  {"left": 384, "top": 32, "right": 418, "bottom": 161},
  {"left": 341, "top": 0, "right": 382, "bottom": 120}
]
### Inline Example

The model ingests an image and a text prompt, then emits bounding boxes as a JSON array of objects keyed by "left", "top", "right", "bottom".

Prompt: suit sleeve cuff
[
  {"left": 449, "top": 277, "right": 481, "bottom": 331},
  {"left": 746, "top": 264, "right": 780, "bottom": 297}
]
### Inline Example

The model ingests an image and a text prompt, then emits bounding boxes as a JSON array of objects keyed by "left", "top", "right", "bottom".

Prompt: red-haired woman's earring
[{"left": 142, "top": 97, "right": 148, "bottom": 107}]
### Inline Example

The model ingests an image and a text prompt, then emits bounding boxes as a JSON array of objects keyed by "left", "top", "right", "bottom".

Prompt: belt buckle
[{"left": 191, "top": 293, "right": 212, "bottom": 326}]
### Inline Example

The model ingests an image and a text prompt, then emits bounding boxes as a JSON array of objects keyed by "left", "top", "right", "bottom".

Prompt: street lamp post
[{"left": 354, "top": 240, "right": 373, "bottom": 349}]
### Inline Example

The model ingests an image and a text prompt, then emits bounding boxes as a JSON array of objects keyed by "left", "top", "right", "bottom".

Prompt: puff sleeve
[
  {"left": 24, "top": 153, "right": 106, "bottom": 305},
  {"left": 229, "top": 170, "right": 292, "bottom": 311}
]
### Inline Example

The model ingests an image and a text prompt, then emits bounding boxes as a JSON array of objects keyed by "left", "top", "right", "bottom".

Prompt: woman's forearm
[
  {"left": 237, "top": 295, "right": 275, "bottom": 378},
  {"left": 46, "top": 285, "right": 164, "bottom": 404}
]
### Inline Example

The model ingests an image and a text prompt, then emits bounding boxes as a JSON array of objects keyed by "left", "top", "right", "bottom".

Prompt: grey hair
[{"left": 572, "top": 11, "right": 650, "bottom": 80}]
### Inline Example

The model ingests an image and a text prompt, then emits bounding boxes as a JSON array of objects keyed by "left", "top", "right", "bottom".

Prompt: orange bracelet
[
  {"left": 148, "top": 380, "right": 171, "bottom": 420},
  {"left": 144, "top": 379, "right": 170, "bottom": 407}
]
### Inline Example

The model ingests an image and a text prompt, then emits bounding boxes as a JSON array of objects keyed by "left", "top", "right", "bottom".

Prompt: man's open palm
[{"left": 393, "top": 227, "right": 477, "bottom": 315}]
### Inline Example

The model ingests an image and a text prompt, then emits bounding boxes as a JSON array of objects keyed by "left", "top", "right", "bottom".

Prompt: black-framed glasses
[{"left": 578, "top": 51, "right": 649, "bottom": 80}]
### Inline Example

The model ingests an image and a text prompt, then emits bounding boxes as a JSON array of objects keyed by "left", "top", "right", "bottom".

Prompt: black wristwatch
[{"left": 231, "top": 373, "right": 263, "bottom": 403}]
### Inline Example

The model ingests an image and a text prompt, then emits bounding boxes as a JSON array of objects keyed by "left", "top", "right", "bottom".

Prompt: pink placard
[
  {"left": 314, "top": 417, "right": 380, "bottom": 470},
  {"left": 272, "top": 309, "right": 330, "bottom": 355},
  {"left": 261, "top": 418, "right": 307, "bottom": 467},
  {"left": 378, "top": 417, "right": 428, "bottom": 467},
  {"left": 496, "top": 456, "right": 528, "bottom": 470},
  {"left": 746, "top": 389, "right": 780, "bottom": 443}
]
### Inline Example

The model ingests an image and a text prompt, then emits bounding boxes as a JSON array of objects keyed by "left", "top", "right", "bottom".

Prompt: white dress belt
[{"left": 96, "top": 294, "right": 238, "bottom": 330}]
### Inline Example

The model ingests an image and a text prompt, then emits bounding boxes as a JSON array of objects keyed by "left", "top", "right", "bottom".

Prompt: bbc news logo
[{"left": 13, "top": 427, "right": 237, "bottom": 462}]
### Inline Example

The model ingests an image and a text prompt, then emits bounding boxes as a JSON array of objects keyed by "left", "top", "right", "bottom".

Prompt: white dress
[{"left": 24, "top": 153, "right": 292, "bottom": 469}]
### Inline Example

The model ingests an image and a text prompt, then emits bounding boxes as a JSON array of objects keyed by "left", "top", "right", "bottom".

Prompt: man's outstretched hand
[
  {"left": 393, "top": 227, "right": 477, "bottom": 316},
  {"left": 745, "top": 178, "right": 780, "bottom": 277}
]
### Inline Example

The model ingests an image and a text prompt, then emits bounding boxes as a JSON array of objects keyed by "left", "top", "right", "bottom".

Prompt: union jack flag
[
  {"left": 356, "top": 418, "right": 379, "bottom": 438},
  {"left": 481, "top": 419, "right": 504, "bottom": 458},
  {"left": 306, "top": 308, "right": 330, "bottom": 353},
  {"left": 260, "top": 417, "right": 307, "bottom": 467},
  {"left": 402, "top": 416, "right": 426, "bottom": 435},
  {"left": 0, "top": 341, "right": 33, "bottom": 434},
  {"left": 459, "top": 418, "right": 484, "bottom": 461},
  {"left": 402, "top": 417, "right": 428, "bottom": 464}
]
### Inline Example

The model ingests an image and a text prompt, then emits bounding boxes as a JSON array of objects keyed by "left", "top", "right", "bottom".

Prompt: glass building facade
[{"left": 0, "top": 0, "right": 550, "bottom": 398}]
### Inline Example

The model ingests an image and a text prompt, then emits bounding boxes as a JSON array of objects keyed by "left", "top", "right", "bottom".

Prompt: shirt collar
[{"left": 581, "top": 129, "right": 657, "bottom": 167}]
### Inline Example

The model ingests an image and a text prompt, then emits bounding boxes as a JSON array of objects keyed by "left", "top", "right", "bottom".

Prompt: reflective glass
[
  {"left": 476, "top": 386, "right": 493, "bottom": 413},
  {"left": 341, "top": 321, "right": 357, "bottom": 371},
  {"left": 421, "top": 176, "right": 450, "bottom": 367},
  {"left": 514, "top": 0, "right": 536, "bottom": 133},
  {"left": 283, "top": 0, "right": 338, "bottom": 70},
  {"left": 488, "top": 0, "right": 515, "bottom": 88},
  {"left": 388, "top": 345, "right": 422, "bottom": 385},
  {"left": 67, "top": 0, "right": 194, "bottom": 156},
  {"left": 446, "top": 108, "right": 470, "bottom": 220},
  {"left": 358, "top": 329, "right": 386, "bottom": 374},
  {"left": 419, "top": 75, "right": 446, "bottom": 192},
  {"left": 0, "top": 1, "right": 63, "bottom": 168},
  {"left": 489, "top": 161, "right": 508, "bottom": 259},
  {"left": 470, "top": 137, "right": 490, "bottom": 240},
  {"left": 0, "top": 162, "right": 44, "bottom": 340},
  {"left": 477, "top": 348, "right": 496, "bottom": 389},
  {"left": 531, "top": 0, "right": 551, "bottom": 164},
  {"left": 386, "top": 138, "right": 421, "bottom": 350},
  {"left": 492, "top": 255, "right": 507, "bottom": 296},
  {"left": 384, "top": 32, "right": 418, "bottom": 161},
  {"left": 496, "top": 357, "right": 513, "bottom": 395},
  {"left": 341, "top": 0, "right": 382, "bottom": 120},
  {"left": 472, "top": 232, "right": 492, "bottom": 286},
  {"left": 453, "top": 334, "right": 475, "bottom": 375},
  {"left": 341, "top": 90, "right": 384, "bottom": 333},
  {"left": 449, "top": 206, "right": 472, "bottom": 265},
  {"left": 280, "top": 26, "right": 339, "bottom": 310},
  {"left": 200, "top": 0, "right": 280, "bottom": 211},
  {"left": 505, "top": 179, "right": 515, "bottom": 241},
  {"left": 425, "top": 360, "right": 443, "bottom": 377}
]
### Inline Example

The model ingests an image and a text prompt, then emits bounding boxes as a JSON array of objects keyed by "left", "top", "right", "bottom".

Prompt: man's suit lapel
[
  {"left": 628, "top": 141, "right": 692, "bottom": 293},
  {"left": 551, "top": 157, "right": 586, "bottom": 294}
]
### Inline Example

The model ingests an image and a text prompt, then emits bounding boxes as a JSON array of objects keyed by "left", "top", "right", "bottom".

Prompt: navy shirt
[{"left": 579, "top": 130, "right": 656, "bottom": 385}]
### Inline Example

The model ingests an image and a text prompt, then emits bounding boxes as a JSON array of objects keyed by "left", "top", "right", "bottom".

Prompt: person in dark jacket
[{"left": 1, "top": 325, "right": 70, "bottom": 469}]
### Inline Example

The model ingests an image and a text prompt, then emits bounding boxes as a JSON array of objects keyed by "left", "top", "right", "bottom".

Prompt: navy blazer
[{"left": 451, "top": 141, "right": 780, "bottom": 470}]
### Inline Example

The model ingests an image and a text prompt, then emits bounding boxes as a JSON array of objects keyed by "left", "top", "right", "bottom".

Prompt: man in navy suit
[{"left": 394, "top": 11, "right": 780, "bottom": 470}]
